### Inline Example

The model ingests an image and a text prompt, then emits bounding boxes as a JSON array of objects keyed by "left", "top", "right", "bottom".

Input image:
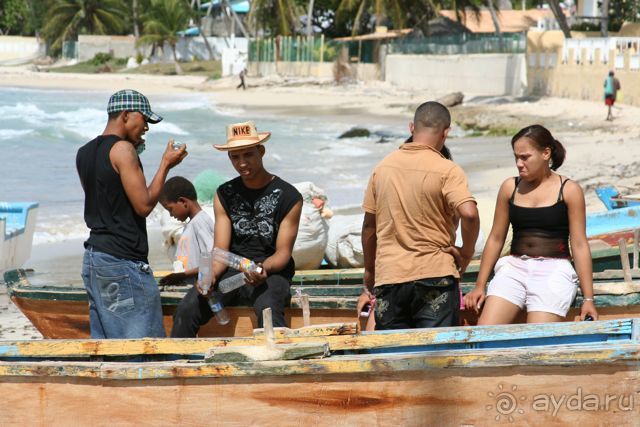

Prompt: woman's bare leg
[
  {"left": 477, "top": 296, "right": 523, "bottom": 325},
  {"left": 527, "top": 311, "right": 565, "bottom": 324}
]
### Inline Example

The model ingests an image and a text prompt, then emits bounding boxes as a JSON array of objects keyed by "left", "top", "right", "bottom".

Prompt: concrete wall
[
  {"left": 78, "top": 35, "right": 148, "bottom": 61},
  {"left": 385, "top": 53, "right": 527, "bottom": 96},
  {"left": 0, "top": 36, "right": 44, "bottom": 64},
  {"left": 77, "top": 35, "right": 247, "bottom": 63},
  {"left": 248, "top": 60, "right": 379, "bottom": 81},
  {"left": 528, "top": 30, "right": 640, "bottom": 106}
]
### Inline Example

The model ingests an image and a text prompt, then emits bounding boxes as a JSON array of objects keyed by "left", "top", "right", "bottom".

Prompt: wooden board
[{"left": 0, "top": 346, "right": 638, "bottom": 425}]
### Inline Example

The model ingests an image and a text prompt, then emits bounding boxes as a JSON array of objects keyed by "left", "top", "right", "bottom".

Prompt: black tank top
[
  {"left": 509, "top": 176, "right": 571, "bottom": 258},
  {"left": 76, "top": 135, "right": 149, "bottom": 262}
]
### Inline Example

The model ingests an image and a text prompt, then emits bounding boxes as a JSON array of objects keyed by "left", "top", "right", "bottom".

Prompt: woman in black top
[{"left": 465, "top": 125, "right": 598, "bottom": 324}]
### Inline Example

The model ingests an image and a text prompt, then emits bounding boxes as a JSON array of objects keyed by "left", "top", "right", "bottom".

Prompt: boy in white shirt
[{"left": 159, "top": 176, "right": 214, "bottom": 286}]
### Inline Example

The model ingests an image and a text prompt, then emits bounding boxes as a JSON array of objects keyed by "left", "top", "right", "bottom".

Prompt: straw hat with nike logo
[{"left": 214, "top": 121, "right": 271, "bottom": 151}]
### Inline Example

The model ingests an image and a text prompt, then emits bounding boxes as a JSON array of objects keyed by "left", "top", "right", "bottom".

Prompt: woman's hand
[
  {"left": 580, "top": 300, "right": 598, "bottom": 321},
  {"left": 463, "top": 286, "right": 487, "bottom": 315}
]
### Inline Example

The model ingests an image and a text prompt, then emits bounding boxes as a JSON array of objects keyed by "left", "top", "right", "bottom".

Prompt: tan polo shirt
[{"left": 362, "top": 143, "right": 475, "bottom": 286}]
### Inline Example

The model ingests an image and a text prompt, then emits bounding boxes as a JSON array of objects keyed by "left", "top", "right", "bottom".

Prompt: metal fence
[
  {"left": 248, "top": 36, "right": 377, "bottom": 63},
  {"left": 389, "top": 33, "right": 527, "bottom": 55},
  {"left": 62, "top": 41, "right": 78, "bottom": 59}
]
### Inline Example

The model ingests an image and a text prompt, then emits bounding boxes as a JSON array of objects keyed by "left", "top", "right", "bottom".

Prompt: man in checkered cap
[{"left": 76, "top": 89, "right": 187, "bottom": 339}]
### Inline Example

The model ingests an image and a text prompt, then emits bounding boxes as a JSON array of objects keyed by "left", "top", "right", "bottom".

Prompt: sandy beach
[{"left": 2, "top": 65, "right": 640, "bottom": 339}]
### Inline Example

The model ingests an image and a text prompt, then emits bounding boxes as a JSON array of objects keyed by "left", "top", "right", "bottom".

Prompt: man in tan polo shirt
[{"left": 359, "top": 101, "right": 480, "bottom": 330}]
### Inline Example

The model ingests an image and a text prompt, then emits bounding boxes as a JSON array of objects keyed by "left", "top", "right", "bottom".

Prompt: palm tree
[
  {"left": 139, "top": 0, "right": 192, "bottom": 74},
  {"left": 41, "top": 0, "right": 127, "bottom": 53},
  {"left": 247, "top": 0, "right": 301, "bottom": 36},
  {"left": 547, "top": 0, "right": 571, "bottom": 38},
  {"left": 336, "top": 0, "right": 480, "bottom": 36}
]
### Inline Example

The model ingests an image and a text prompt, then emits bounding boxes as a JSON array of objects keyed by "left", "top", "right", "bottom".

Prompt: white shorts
[{"left": 486, "top": 255, "right": 578, "bottom": 317}]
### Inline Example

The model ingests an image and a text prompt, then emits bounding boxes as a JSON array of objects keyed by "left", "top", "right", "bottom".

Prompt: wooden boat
[
  {"left": 0, "top": 202, "right": 38, "bottom": 274},
  {"left": 587, "top": 205, "right": 640, "bottom": 239},
  {"left": 0, "top": 318, "right": 638, "bottom": 425},
  {"left": 6, "top": 263, "right": 640, "bottom": 338}
]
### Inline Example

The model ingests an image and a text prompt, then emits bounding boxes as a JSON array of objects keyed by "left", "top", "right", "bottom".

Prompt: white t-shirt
[{"left": 175, "top": 210, "right": 214, "bottom": 284}]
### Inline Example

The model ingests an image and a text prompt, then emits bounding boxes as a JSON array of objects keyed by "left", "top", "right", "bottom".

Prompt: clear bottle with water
[
  {"left": 213, "top": 247, "right": 262, "bottom": 274},
  {"left": 197, "top": 251, "right": 213, "bottom": 294},
  {"left": 218, "top": 272, "right": 247, "bottom": 294},
  {"left": 198, "top": 250, "right": 230, "bottom": 325},
  {"left": 208, "top": 291, "right": 230, "bottom": 325}
]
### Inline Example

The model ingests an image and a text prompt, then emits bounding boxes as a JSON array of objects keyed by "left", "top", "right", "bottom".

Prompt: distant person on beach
[
  {"left": 76, "top": 89, "right": 187, "bottom": 339},
  {"left": 237, "top": 68, "right": 247, "bottom": 90},
  {"left": 357, "top": 101, "right": 480, "bottom": 330},
  {"left": 464, "top": 125, "right": 598, "bottom": 324},
  {"left": 604, "top": 70, "right": 621, "bottom": 121},
  {"left": 170, "top": 121, "right": 302, "bottom": 337},
  {"left": 158, "top": 176, "right": 214, "bottom": 286}
]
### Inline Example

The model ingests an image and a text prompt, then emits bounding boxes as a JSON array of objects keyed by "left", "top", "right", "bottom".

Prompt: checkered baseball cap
[{"left": 107, "top": 89, "right": 163, "bottom": 124}]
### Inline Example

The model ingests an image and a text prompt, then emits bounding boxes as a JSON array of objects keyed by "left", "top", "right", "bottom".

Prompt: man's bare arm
[
  {"left": 362, "top": 212, "right": 377, "bottom": 292},
  {"left": 111, "top": 140, "right": 186, "bottom": 217},
  {"left": 212, "top": 195, "right": 233, "bottom": 282},
  {"left": 262, "top": 201, "right": 303, "bottom": 274}
]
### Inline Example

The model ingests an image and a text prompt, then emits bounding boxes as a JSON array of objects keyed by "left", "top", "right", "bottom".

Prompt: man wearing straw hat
[{"left": 171, "top": 121, "right": 303, "bottom": 337}]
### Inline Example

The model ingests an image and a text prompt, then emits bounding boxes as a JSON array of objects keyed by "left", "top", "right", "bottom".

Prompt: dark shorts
[
  {"left": 605, "top": 95, "right": 615, "bottom": 106},
  {"left": 373, "top": 276, "right": 460, "bottom": 330}
]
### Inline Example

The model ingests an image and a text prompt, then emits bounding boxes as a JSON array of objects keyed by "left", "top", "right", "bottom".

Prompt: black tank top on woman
[
  {"left": 76, "top": 134, "right": 149, "bottom": 262},
  {"left": 509, "top": 175, "right": 571, "bottom": 258}
]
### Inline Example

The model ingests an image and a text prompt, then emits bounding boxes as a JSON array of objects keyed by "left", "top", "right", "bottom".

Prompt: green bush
[{"left": 89, "top": 52, "right": 113, "bottom": 66}]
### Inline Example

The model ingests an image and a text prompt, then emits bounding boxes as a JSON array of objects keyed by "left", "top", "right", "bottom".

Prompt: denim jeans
[
  {"left": 373, "top": 276, "right": 459, "bottom": 330},
  {"left": 81, "top": 247, "right": 165, "bottom": 338}
]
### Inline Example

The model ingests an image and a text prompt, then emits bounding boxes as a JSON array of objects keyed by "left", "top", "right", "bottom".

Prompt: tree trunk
[
  {"left": 171, "top": 45, "right": 183, "bottom": 74},
  {"left": 306, "top": 0, "right": 315, "bottom": 37},
  {"left": 601, "top": 0, "right": 609, "bottom": 37},
  {"left": 223, "top": 0, "right": 249, "bottom": 38},
  {"left": 547, "top": 0, "right": 572, "bottom": 39},
  {"left": 133, "top": 0, "right": 141, "bottom": 55},
  {"left": 193, "top": 0, "right": 215, "bottom": 60},
  {"left": 487, "top": 0, "right": 503, "bottom": 50}
]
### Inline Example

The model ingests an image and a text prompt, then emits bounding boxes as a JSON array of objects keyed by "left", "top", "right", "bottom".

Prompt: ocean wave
[
  {"left": 212, "top": 105, "right": 245, "bottom": 117},
  {"left": 0, "top": 129, "right": 33, "bottom": 140},
  {"left": 155, "top": 98, "right": 213, "bottom": 111},
  {"left": 152, "top": 121, "right": 189, "bottom": 136}
]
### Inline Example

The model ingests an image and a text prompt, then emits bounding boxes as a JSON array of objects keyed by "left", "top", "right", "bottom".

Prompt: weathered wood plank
[
  {"left": 203, "top": 342, "right": 330, "bottom": 362},
  {"left": 1, "top": 363, "right": 638, "bottom": 426},
  {"left": 0, "top": 319, "right": 632, "bottom": 358},
  {"left": 0, "top": 342, "right": 638, "bottom": 380}
]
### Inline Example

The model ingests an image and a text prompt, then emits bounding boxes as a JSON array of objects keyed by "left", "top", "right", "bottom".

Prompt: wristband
[{"left": 583, "top": 297, "right": 594, "bottom": 302}]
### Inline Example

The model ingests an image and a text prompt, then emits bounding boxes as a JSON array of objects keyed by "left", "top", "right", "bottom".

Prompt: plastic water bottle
[
  {"left": 208, "top": 291, "right": 230, "bottom": 325},
  {"left": 218, "top": 272, "right": 247, "bottom": 293},
  {"left": 197, "top": 251, "right": 212, "bottom": 295},
  {"left": 197, "top": 251, "right": 230, "bottom": 325},
  {"left": 212, "top": 248, "right": 262, "bottom": 274}
]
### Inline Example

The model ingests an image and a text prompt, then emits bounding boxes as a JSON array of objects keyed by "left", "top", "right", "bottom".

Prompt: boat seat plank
[
  {"left": 0, "top": 341, "right": 638, "bottom": 380},
  {"left": 0, "top": 319, "right": 633, "bottom": 358}
]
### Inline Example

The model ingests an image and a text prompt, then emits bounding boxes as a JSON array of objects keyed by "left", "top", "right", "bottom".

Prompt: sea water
[{"left": 0, "top": 86, "right": 415, "bottom": 247}]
